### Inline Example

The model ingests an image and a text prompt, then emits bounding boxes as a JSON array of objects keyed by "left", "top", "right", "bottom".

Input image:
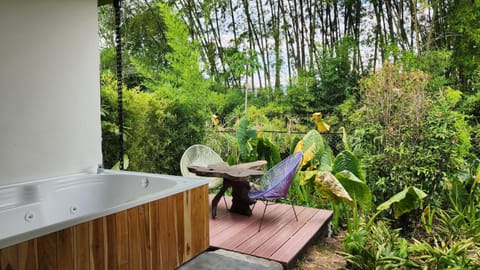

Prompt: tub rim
[{"left": 0, "top": 170, "right": 208, "bottom": 249}]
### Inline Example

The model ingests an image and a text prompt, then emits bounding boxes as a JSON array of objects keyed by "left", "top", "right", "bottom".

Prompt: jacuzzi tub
[{"left": 0, "top": 170, "right": 207, "bottom": 249}]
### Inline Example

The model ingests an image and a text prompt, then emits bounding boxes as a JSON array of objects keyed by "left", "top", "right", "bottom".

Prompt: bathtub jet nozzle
[{"left": 97, "top": 164, "right": 104, "bottom": 174}]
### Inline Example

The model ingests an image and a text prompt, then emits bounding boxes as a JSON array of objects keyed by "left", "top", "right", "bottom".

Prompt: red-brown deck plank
[
  {"left": 210, "top": 200, "right": 282, "bottom": 238},
  {"left": 210, "top": 207, "right": 285, "bottom": 250},
  {"left": 269, "top": 209, "right": 332, "bottom": 266},
  {"left": 251, "top": 207, "right": 318, "bottom": 258},
  {"left": 235, "top": 207, "right": 307, "bottom": 255},
  {"left": 208, "top": 195, "right": 332, "bottom": 269}
]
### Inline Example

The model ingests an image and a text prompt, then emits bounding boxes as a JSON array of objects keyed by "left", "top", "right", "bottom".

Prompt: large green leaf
[
  {"left": 236, "top": 118, "right": 257, "bottom": 160},
  {"left": 299, "top": 170, "right": 318, "bottom": 186},
  {"left": 333, "top": 151, "right": 366, "bottom": 182},
  {"left": 318, "top": 147, "right": 334, "bottom": 172},
  {"left": 335, "top": 170, "right": 372, "bottom": 211},
  {"left": 315, "top": 171, "right": 352, "bottom": 204},
  {"left": 255, "top": 135, "right": 281, "bottom": 168},
  {"left": 377, "top": 187, "right": 427, "bottom": 218},
  {"left": 294, "top": 130, "right": 326, "bottom": 169}
]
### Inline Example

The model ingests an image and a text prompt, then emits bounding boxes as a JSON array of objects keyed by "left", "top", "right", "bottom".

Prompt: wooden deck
[{"left": 208, "top": 195, "right": 333, "bottom": 269}]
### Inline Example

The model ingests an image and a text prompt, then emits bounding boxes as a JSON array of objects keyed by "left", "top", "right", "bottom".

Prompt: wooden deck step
[{"left": 208, "top": 195, "right": 332, "bottom": 269}]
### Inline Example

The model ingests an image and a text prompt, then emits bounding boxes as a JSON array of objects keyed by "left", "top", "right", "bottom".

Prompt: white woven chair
[{"left": 180, "top": 144, "right": 224, "bottom": 189}]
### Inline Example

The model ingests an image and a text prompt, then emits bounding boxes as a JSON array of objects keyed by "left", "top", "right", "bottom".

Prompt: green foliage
[
  {"left": 123, "top": 1, "right": 170, "bottom": 70},
  {"left": 111, "top": 154, "right": 129, "bottom": 170},
  {"left": 224, "top": 49, "right": 261, "bottom": 88},
  {"left": 343, "top": 212, "right": 480, "bottom": 270},
  {"left": 443, "top": 164, "right": 480, "bottom": 238},
  {"left": 286, "top": 74, "right": 316, "bottom": 117},
  {"left": 217, "top": 88, "right": 245, "bottom": 120},
  {"left": 377, "top": 187, "right": 427, "bottom": 219},
  {"left": 400, "top": 50, "right": 451, "bottom": 91},
  {"left": 100, "top": 71, "right": 208, "bottom": 175},
  {"left": 409, "top": 237, "right": 480, "bottom": 269},
  {"left": 234, "top": 118, "right": 280, "bottom": 167},
  {"left": 313, "top": 37, "right": 361, "bottom": 114},
  {"left": 332, "top": 151, "right": 365, "bottom": 182},
  {"left": 342, "top": 163, "right": 480, "bottom": 270},
  {"left": 335, "top": 171, "right": 372, "bottom": 212},
  {"left": 295, "top": 130, "right": 327, "bottom": 169},
  {"left": 98, "top": 2, "right": 171, "bottom": 88},
  {"left": 236, "top": 118, "right": 258, "bottom": 161},
  {"left": 101, "top": 3, "right": 215, "bottom": 175},
  {"left": 460, "top": 92, "right": 480, "bottom": 159},
  {"left": 255, "top": 135, "right": 282, "bottom": 168},
  {"left": 315, "top": 171, "right": 353, "bottom": 205},
  {"left": 446, "top": 0, "right": 480, "bottom": 93},
  {"left": 343, "top": 221, "right": 413, "bottom": 270},
  {"left": 157, "top": 2, "right": 210, "bottom": 94},
  {"left": 352, "top": 63, "right": 472, "bottom": 209},
  {"left": 292, "top": 128, "right": 373, "bottom": 232},
  {"left": 290, "top": 172, "right": 322, "bottom": 208}
]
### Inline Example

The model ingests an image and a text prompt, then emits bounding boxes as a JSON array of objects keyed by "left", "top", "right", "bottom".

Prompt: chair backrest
[
  {"left": 180, "top": 144, "right": 224, "bottom": 188},
  {"left": 249, "top": 151, "right": 303, "bottom": 200}
]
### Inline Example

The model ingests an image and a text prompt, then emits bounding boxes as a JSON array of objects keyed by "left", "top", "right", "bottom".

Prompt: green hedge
[{"left": 100, "top": 72, "right": 208, "bottom": 175}]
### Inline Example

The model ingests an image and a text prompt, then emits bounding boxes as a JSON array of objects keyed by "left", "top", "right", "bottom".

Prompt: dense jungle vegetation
[{"left": 99, "top": 1, "right": 480, "bottom": 268}]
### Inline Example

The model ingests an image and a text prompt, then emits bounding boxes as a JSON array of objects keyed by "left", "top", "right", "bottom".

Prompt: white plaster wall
[{"left": 0, "top": 0, "right": 102, "bottom": 185}]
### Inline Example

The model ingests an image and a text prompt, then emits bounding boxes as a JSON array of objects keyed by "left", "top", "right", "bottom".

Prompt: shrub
[
  {"left": 352, "top": 63, "right": 471, "bottom": 208},
  {"left": 100, "top": 72, "right": 208, "bottom": 175}
]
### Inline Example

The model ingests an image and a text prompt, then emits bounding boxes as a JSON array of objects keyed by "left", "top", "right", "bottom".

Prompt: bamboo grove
[
  {"left": 164, "top": 0, "right": 478, "bottom": 92},
  {"left": 99, "top": 0, "right": 479, "bottom": 92}
]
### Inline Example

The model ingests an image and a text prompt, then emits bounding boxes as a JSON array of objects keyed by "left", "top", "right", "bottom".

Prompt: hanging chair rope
[{"left": 114, "top": 0, "right": 124, "bottom": 170}]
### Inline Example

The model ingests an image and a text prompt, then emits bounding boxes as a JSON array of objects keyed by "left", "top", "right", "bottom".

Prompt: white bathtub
[{"left": 0, "top": 170, "right": 208, "bottom": 249}]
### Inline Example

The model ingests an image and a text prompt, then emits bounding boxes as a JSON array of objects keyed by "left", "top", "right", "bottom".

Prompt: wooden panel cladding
[{"left": 0, "top": 185, "right": 209, "bottom": 270}]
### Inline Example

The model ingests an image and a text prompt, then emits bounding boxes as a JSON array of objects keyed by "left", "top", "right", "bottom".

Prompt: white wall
[{"left": 0, "top": 0, "right": 102, "bottom": 185}]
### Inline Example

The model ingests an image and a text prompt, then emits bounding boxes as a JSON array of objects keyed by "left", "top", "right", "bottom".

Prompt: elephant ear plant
[
  {"left": 234, "top": 118, "right": 281, "bottom": 168},
  {"left": 294, "top": 128, "right": 429, "bottom": 234},
  {"left": 293, "top": 129, "right": 371, "bottom": 231}
]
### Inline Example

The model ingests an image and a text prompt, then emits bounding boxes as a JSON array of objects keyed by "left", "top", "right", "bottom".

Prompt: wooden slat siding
[
  {"left": 213, "top": 204, "right": 289, "bottom": 251},
  {"left": 137, "top": 204, "right": 151, "bottom": 270},
  {"left": 0, "top": 185, "right": 210, "bottom": 270},
  {"left": 156, "top": 193, "right": 171, "bottom": 270},
  {"left": 175, "top": 191, "right": 185, "bottom": 263},
  {"left": 269, "top": 210, "right": 332, "bottom": 266},
  {"left": 105, "top": 214, "right": 117, "bottom": 270},
  {"left": 252, "top": 207, "right": 318, "bottom": 258},
  {"left": 17, "top": 240, "right": 37, "bottom": 270},
  {"left": 0, "top": 244, "right": 18, "bottom": 270},
  {"left": 191, "top": 185, "right": 209, "bottom": 256},
  {"left": 115, "top": 210, "right": 129, "bottom": 270},
  {"left": 127, "top": 207, "right": 142, "bottom": 270},
  {"left": 75, "top": 222, "right": 90, "bottom": 270},
  {"left": 38, "top": 233, "right": 58, "bottom": 270},
  {"left": 183, "top": 189, "right": 193, "bottom": 258},
  {"left": 57, "top": 227, "right": 74, "bottom": 270},
  {"left": 149, "top": 200, "right": 162, "bottom": 269},
  {"left": 90, "top": 218, "right": 106, "bottom": 270},
  {"left": 167, "top": 195, "right": 180, "bottom": 268}
]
